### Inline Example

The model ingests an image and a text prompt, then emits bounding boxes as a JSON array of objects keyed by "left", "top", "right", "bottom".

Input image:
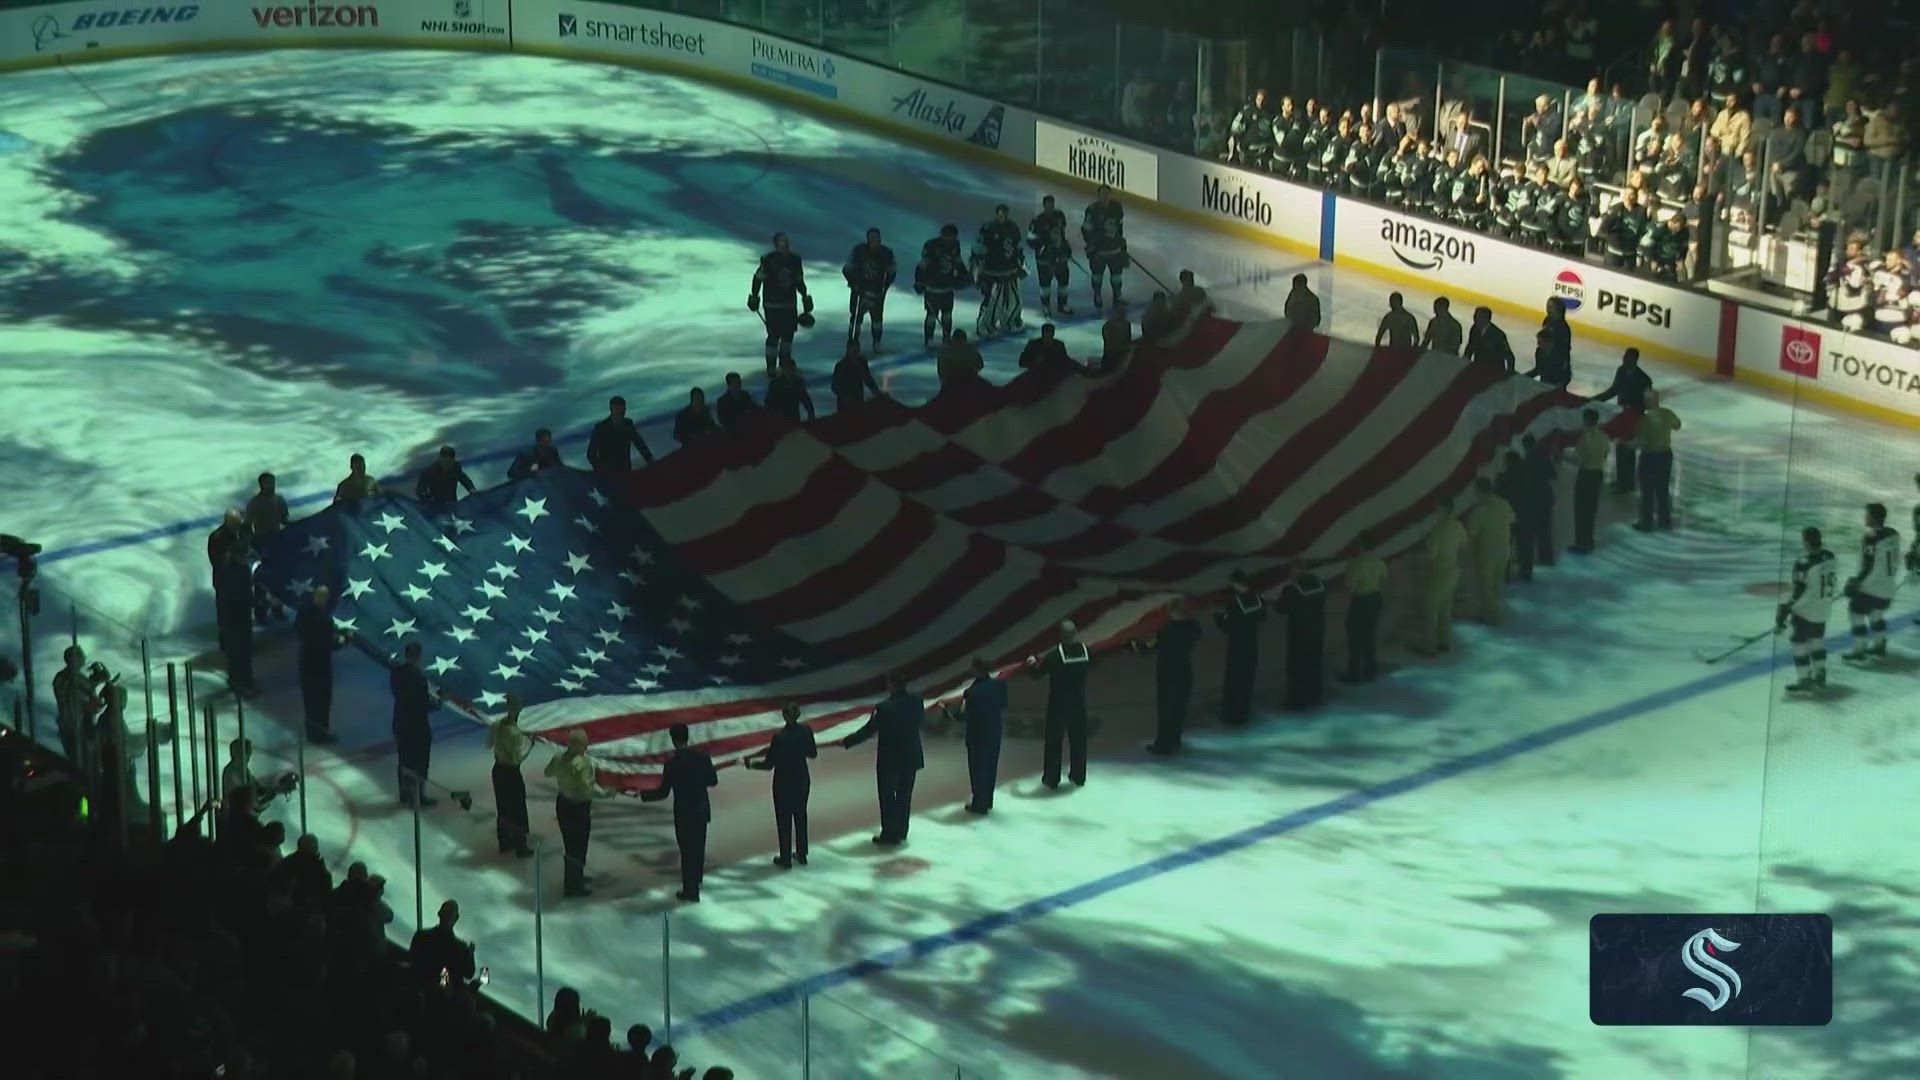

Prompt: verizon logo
[{"left": 252, "top": 2, "right": 379, "bottom": 27}]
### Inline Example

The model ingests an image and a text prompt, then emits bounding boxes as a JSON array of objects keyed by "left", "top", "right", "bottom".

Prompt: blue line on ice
[{"left": 668, "top": 623, "right": 1895, "bottom": 1042}]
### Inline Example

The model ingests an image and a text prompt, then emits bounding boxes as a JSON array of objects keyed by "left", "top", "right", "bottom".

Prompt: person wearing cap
[
  {"left": 1342, "top": 533, "right": 1388, "bottom": 682},
  {"left": 546, "top": 729, "right": 603, "bottom": 897},
  {"left": 842, "top": 674, "right": 927, "bottom": 844},
  {"left": 1146, "top": 598, "right": 1202, "bottom": 755},
  {"left": 415, "top": 445, "right": 476, "bottom": 507},
  {"left": 1276, "top": 568, "right": 1329, "bottom": 709},
  {"left": 1029, "top": 620, "right": 1093, "bottom": 788},
  {"left": 1215, "top": 571, "right": 1266, "bottom": 726},
  {"left": 943, "top": 658, "right": 1008, "bottom": 812},
  {"left": 488, "top": 693, "right": 535, "bottom": 858},
  {"left": 746, "top": 703, "right": 817, "bottom": 866}
]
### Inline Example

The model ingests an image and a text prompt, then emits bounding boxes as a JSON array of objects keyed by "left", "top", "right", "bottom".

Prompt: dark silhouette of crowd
[{"left": 0, "top": 801, "right": 732, "bottom": 1080}]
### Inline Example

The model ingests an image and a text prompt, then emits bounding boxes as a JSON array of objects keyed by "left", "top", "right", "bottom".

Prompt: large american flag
[{"left": 258, "top": 315, "right": 1626, "bottom": 786}]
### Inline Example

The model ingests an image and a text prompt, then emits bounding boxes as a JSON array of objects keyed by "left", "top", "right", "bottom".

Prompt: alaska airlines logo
[{"left": 1680, "top": 928, "right": 1742, "bottom": 1012}]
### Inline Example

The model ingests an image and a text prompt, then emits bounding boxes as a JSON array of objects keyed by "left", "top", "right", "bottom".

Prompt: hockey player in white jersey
[
  {"left": 1827, "top": 240, "right": 1871, "bottom": 331},
  {"left": 1844, "top": 502, "right": 1900, "bottom": 661},
  {"left": 1776, "top": 526, "right": 1839, "bottom": 694},
  {"left": 1870, "top": 250, "right": 1911, "bottom": 339}
]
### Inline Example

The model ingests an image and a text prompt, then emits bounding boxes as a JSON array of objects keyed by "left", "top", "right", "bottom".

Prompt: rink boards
[{"left": 2, "top": 0, "right": 1917, "bottom": 426}]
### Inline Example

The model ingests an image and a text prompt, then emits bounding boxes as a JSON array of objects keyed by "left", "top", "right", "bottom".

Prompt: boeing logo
[{"left": 1680, "top": 928, "right": 1743, "bottom": 1012}]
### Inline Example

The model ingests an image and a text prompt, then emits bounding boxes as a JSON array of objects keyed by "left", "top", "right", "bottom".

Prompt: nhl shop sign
[{"left": 1035, "top": 119, "right": 1159, "bottom": 199}]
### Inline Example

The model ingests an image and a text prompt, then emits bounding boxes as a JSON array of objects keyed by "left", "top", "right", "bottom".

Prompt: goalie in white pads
[
  {"left": 1777, "top": 526, "right": 1839, "bottom": 694},
  {"left": 1845, "top": 502, "right": 1900, "bottom": 661}
]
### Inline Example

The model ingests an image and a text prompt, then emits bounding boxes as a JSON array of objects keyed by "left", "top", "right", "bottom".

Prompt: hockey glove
[
  {"left": 747, "top": 294, "right": 760, "bottom": 313},
  {"left": 1774, "top": 603, "right": 1789, "bottom": 629},
  {"left": 802, "top": 293, "right": 815, "bottom": 314}
]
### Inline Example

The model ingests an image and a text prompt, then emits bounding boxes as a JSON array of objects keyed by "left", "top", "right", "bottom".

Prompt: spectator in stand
[
  {"left": 673, "top": 387, "right": 719, "bottom": 447},
  {"left": 1120, "top": 69, "right": 1155, "bottom": 136},
  {"left": 1546, "top": 139, "right": 1578, "bottom": 188},
  {"left": 1830, "top": 99, "right": 1867, "bottom": 179},
  {"left": 1824, "top": 50, "right": 1859, "bottom": 118},
  {"left": 1649, "top": 19, "right": 1679, "bottom": 95},
  {"left": 407, "top": 900, "right": 477, "bottom": 989},
  {"left": 1767, "top": 107, "right": 1811, "bottom": 203},
  {"left": 1865, "top": 100, "right": 1907, "bottom": 183},
  {"left": 1444, "top": 111, "right": 1483, "bottom": 162},
  {"left": 1710, "top": 92, "right": 1753, "bottom": 158},
  {"left": 1522, "top": 95, "right": 1562, "bottom": 163},
  {"left": 1377, "top": 102, "right": 1409, "bottom": 151}
]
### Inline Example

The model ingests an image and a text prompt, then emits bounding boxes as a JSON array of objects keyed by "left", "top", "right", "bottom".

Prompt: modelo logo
[
  {"left": 1553, "top": 269, "right": 1672, "bottom": 327},
  {"left": 253, "top": 1, "right": 378, "bottom": 26},
  {"left": 1380, "top": 217, "right": 1473, "bottom": 271},
  {"left": 1067, "top": 135, "right": 1125, "bottom": 189},
  {"left": 891, "top": 88, "right": 969, "bottom": 136},
  {"left": 1200, "top": 174, "right": 1272, "bottom": 226}
]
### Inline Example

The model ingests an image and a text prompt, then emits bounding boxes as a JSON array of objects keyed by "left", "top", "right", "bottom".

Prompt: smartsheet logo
[{"left": 557, "top": 12, "right": 707, "bottom": 54}]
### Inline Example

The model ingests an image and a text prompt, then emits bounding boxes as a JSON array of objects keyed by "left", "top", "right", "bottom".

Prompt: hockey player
[
  {"left": 1226, "top": 89, "right": 1275, "bottom": 168},
  {"left": 1844, "top": 503, "right": 1900, "bottom": 662},
  {"left": 1827, "top": 240, "right": 1871, "bottom": 331},
  {"left": 749, "top": 233, "right": 813, "bottom": 376},
  {"left": 1776, "top": 526, "right": 1838, "bottom": 695},
  {"left": 913, "top": 224, "right": 971, "bottom": 349},
  {"left": 972, "top": 204, "right": 1027, "bottom": 339},
  {"left": 842, "top": 228, "right": 896, "bottom": 354},
  {"left": 1871, "top": 250, "right": 1911, "bottom": 340},
  {"left": 1081, "top": 183, "right": 1128, "bottom": 312},
  {"left": 1027, "top": 196, "right": 1074, "bottom": 318},
  {"left": 1600, "top": 188, "right": 1650, "bottom": 270}
]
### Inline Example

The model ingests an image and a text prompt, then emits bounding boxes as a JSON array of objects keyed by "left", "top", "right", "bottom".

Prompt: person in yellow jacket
[
  {"left": 1413, "top": 501, "right": 1466, "bottom": 654},
  {"left": 1466, "top": 476, "right": 1517, "bottom": 624}
]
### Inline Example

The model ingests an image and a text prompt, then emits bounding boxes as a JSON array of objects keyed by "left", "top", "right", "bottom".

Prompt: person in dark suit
[
  {"left": 944, "top": 657, "right": 1007, "bottom": 812},
  {"left": 391, "top": 641, "right": 436, "bottom": 807},
  {"left": 1030, "top": 621, "right": 1093, "bottom": 788},
  {"left": 294, "top": 585, "right": 344, "bottom": 743},
  {"left": 507, "top": 428, "right": 564, "bottom": 481},
  {"left": 1216, "top": 571, "right": 1265, "bottom": 727},
  {"left": 746, "top": 703, "right": 816, "bottom": 867},
  {"left": 640, "top": 723, "right": 718, "bottom": 902},
  {"left": 1147, "top": 599, "right": 1202, "bottom": 755},
  {"left": 1445, "top": 113, "right": 1484, "bottom": 162},
  {"left": 415, "top": 445, "right": 477, "bottom": 507},
  {"left": 1462, "top": 306, "right": 1515, "bottom": 371},
  {"left": 587, "top": 396, "right": 655, "bottom": 476},
  {"left": 842, "top": 674, "right": 926, "bottom": 843},
  {"left": 715, "top": 372, "right": 762, "bottom": 431},
  {"left": 673, "top": 388, "right": 720, "bottom": 447},
  {"left": 1276, "top": 571, "right": 1328, "bottom": 709},
  {"left": 1589, "top": 347, "right": 1652, "bottom": 493},
  {"left": 208, "top": 510, "right": 258, "bottom": 696}
]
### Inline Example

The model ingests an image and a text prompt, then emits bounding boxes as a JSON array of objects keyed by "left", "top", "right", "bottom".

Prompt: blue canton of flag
[{"left": 255, "top": 468, "right": 817, "bottom": 744}]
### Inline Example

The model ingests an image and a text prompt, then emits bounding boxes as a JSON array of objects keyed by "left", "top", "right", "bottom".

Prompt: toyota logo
[{"left": 1783, "top": 338, "right": 1815, "bottom": 367}]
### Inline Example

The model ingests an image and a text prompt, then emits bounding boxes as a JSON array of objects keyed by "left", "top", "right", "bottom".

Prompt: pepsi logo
[{"left": 1552, "top": 269, "right": 1585, "bottom": 311}]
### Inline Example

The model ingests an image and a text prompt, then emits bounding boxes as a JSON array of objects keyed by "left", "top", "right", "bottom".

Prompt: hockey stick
[{"left": 1693, "top": 627, "right": 1775, "bottom": 664}]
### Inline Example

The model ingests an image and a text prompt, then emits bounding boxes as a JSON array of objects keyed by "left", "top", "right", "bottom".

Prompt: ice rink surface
[{"left": 2, "top": 48, "right": 1918, "bottom": 1080}]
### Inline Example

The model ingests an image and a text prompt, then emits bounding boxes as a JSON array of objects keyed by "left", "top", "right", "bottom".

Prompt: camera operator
[{"left": 51, "top": 645, "right": 104, "bottom": 765}]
